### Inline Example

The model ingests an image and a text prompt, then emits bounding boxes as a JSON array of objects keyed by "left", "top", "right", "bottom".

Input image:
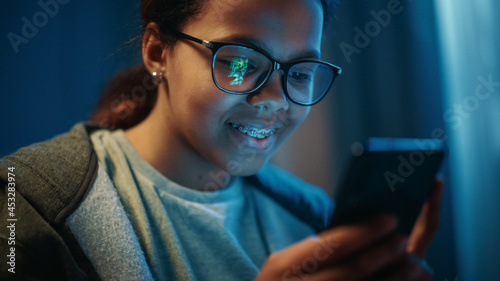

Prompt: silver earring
[{"left": 152, "top": 71, "right": 164, "bottom": 85}]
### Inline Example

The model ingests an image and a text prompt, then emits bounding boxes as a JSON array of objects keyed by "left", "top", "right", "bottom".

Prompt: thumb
[{"left": 407, "top": 180, "right": 444, "bottom": 257}]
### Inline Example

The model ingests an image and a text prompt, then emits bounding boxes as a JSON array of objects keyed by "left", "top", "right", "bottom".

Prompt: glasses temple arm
[{"left": 171, "top": 30, "right": 213, "bottom": 48}]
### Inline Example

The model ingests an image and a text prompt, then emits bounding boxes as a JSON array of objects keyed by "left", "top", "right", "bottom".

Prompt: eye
[
  {"left": 217, "top": 56, "right": 257, "bottom": 73},
  {"left": 215, "top": 57, "right": 259, "bottom": 86},
  {"left": 288, "top": 69, "right": 313, "bottom": 83}
]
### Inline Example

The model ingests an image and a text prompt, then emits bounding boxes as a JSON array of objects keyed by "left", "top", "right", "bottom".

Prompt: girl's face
[{"left": 161, "top": 0, "right": 324, "bottom": 176}]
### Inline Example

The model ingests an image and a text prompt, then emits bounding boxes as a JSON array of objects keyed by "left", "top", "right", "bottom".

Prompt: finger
[
  {"left": 317, "top": 214, "right": 398, "bottom": 263},
  {"left": 293, "top": 236, "right": 407, "bottom": 281},
  {"left": 383, "top": 255, "right": 434, "bottom": 281},
  {"left": 309, "top": 235, "right": 408, "bottom": 281},
  {"left": 407, "top": 180, "right": 444, "bottom": 257},
  {"left": 276, "top": 214, "right": 397, "bottom": 267},
  {"left": 261, "top": 215, "right": 398, "bottom": 281}
]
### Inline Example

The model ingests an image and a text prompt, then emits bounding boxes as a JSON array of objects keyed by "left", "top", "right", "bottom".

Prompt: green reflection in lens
[{"left": 228, "top": 57, "right": 248, "bottom": 85}]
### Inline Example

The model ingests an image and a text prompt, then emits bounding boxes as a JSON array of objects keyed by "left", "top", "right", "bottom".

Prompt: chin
[{"left": 223, "top": 156, "right": 269, "bottom": 177}]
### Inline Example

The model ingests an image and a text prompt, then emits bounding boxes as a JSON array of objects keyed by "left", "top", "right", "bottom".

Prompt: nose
[{"left": 246, "top": 70, "right": 289, "bottom": 112}]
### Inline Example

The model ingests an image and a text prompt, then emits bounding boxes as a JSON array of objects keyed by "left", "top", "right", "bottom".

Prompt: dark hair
[
  {"left": 91, "top": 64, "right": 157, "bottom": 129},
  {"left": 141, "top": 0, "right": 208, "bottom": 46},
  {"left": 141, "top": 0, "right": 338, "bottom": 45},
  {"left": 92, "top": 0, "right": 338, "bottom": 129}
]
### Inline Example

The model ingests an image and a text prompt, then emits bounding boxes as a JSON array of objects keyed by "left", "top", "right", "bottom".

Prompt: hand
[
  {"left": 407, "top": 180, "right": 444, "bottom": 257},
  {"left": 377, "top": 179, "right": 444, "bottom": 281},
  {"left": 359, "top": 180, "right": 444, "bottom": 281},
  {"left": 255, "top": 215, "right": 408, "bottom": 281},
  {"left": 255, "top": 180, "right": 444, "bottom": 281}
]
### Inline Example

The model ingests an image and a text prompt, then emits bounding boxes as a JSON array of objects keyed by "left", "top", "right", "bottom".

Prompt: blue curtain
[
  {"left": 435, "top": 0, "right": 500, "bottom": 280},
  {"left": 323, "top": 0, "right": 456, "bottom": 279},
  {"left": 317, "top": 0, "right": 498, "bottom": 279}
]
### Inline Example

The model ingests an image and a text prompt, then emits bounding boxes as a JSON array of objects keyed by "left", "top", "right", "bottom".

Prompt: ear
[{"left": 142, "top": 22, "right": 167, "bottom": 76}]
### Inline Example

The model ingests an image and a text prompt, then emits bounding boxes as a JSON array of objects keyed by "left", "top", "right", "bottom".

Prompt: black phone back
[{"left": 329, "top": 138, "right": 445, "bottom": 235}]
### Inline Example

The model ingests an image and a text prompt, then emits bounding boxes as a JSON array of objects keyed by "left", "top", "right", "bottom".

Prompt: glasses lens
[
  {"left": 286, "top": 62, "right": 335, "bottom": 105},
  {"left": 213, "top": 46, "right": 272, "bottom": 93}
]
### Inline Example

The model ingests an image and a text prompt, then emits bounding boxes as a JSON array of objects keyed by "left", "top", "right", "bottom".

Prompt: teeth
[{"left": 230, "top": 122, "right": 276, "bottom": 139}]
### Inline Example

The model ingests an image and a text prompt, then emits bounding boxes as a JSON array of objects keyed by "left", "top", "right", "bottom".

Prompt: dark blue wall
[{"left": 1, "top": 0, "right": 141, "bottom": 156}]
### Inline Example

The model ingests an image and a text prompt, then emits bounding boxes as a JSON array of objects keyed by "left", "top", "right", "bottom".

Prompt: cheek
[
  {"left": 180, "top": 87, "right": 242, "bottom": 149},
  {"left": 168, "top": 45, "right": 215, "bottom": 101},
  {"left": 285, "top": 105, "right": 311, "bottom": 134},
  {"left": 169, "top": 63, "right": 222, "bottom": 127},
  {"left": 181, "top": 95, "right": 224, "bottom": 140}
]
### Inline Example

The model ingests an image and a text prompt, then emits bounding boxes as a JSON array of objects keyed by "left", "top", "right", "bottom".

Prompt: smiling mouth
[{"left": 229, "top": 122, "right": 277, "bottom": 140}]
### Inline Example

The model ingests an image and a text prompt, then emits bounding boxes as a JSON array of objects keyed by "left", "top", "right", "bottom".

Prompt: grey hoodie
[{"left": 0, "top": 123, "right": 333, "bottom": 280}]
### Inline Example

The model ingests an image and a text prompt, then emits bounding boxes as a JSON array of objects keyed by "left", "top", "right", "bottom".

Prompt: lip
[
  {"left": 229, "top": 116, "right": 285, "bottom": 130},
  {"left": 231, "top": 121, "right": 278, "bottom": 130},
  {"left": 227, "top": 121, "right": 281, "bottom": 150}
]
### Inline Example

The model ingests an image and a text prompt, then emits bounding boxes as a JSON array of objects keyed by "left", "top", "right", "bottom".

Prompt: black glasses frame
[{"left": 171, "top": 30, "right": 342, "bottom": 106}]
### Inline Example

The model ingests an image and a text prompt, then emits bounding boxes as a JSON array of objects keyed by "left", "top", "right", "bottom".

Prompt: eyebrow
[{"left": 210, "top": 35, "right": 322, "bottom": 62}]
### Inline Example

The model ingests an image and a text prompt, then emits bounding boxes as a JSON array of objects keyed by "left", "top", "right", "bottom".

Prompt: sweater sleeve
[
  {"left": 0, "top": 177, "right": 90, "bottom": 280},
  {"left": 0, "top": 123, "right": 102, "bottom": 280}
]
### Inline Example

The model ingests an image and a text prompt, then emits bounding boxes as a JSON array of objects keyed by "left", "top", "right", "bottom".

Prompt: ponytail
[
  {"left": 91, "top": 0, "right": 207, "bottom": 130},
  {"left": 91, "top": 64, "right": 157, "bottom": 130}
]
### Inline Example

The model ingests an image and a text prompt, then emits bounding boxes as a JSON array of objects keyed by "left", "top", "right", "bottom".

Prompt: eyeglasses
[{"left": 172, "top": 31, "right": 342, "bottom": 106}]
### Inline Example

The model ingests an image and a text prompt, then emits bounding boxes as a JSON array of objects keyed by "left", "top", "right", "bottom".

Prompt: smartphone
[{"left": 329, "top": 137, "right": 445, "bottom": 235}]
